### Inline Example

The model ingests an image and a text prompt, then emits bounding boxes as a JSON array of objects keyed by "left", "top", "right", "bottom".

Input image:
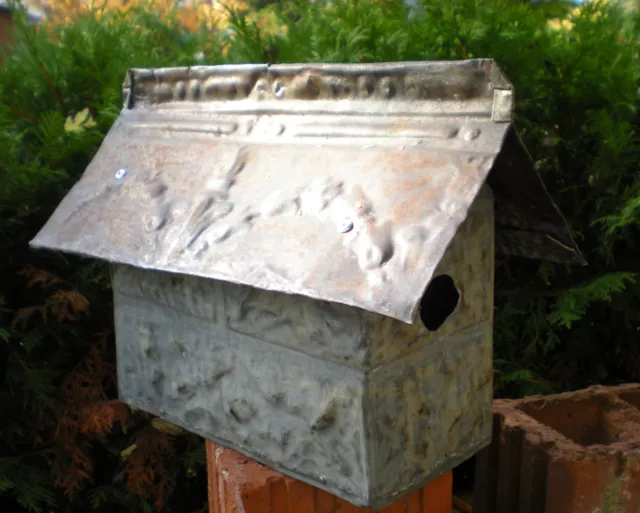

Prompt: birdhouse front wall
[
  {"left": 364, "top": 185, "right": 494, "bottom": 367},
  {"left": 362, "top": 186, "right": 494, "bottom": 504},
  {"left": 111, "top": 186, "right": 494, "bottom": 508}
]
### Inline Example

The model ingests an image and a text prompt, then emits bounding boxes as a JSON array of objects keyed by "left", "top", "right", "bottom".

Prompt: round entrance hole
[{"left": 419, "top": 275, "right": 460, "bottom": 331}]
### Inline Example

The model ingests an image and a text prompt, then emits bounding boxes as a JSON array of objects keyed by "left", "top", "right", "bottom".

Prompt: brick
[
  {"left": 206, "top": 441, "right": 453, "bottom": 513},
  {"left": 496, "top": 420, "right": 523, "bottom": 513},
  {"left": 473, "top": 383, "right": 640, "bottom": 513},
  {"left": 472, "top": 415, "right": 501, "bottom": 513},
  {"left": 517, "top": 435, "right": 549, "bottom": 513}
]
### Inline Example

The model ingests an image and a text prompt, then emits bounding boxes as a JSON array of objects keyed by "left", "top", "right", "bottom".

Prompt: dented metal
[
  {"left": 30, "top": 59, "right": 583, "bottom": 324},
  {"left": 111, "top": 188, "right": 495, "bottom": 509},
  {"left": 29, "top": 59, "right": 586, "bottom": 509}
]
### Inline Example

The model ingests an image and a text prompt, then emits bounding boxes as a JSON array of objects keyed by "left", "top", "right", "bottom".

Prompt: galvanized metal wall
[{"left": 111, "top": 186, "right": 494, "bottom": 508}]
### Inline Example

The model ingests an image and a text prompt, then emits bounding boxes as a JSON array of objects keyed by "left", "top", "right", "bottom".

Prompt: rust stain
[
  {"left": 381, "top": 151, "right": 451, "bottom": 174},
  {"left": 31, "top": 61, "right": 581, "bottom": 323},
  {"left": 389, "top": 123, "right": 408, "bottom": 134}
]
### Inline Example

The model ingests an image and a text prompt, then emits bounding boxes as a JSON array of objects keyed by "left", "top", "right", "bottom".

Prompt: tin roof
[{"left": 30, "top": 60, "right": 584, "bottom": 323}]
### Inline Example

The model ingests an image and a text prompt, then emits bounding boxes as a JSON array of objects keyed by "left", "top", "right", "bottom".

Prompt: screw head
[{"left": 339, "top": 220, "right": 354, "bottom": 234}]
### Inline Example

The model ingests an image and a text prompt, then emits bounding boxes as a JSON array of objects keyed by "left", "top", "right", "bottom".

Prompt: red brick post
[
  {"left": 206, "top": 441, "right": 453, "bottom": 513},
  {"left": 473, "top": 384, "right": 640, "bottom": 513}
]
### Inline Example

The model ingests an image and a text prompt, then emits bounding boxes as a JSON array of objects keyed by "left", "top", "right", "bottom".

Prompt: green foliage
[
  {"left": 0, "top": 456, "right": 58, "bottom": 513},
  {"left": 0, "top": 0, "right": 638, "bottom": 511},
  {"left": 548, "top": 273, "right": 637, "bottom": 329},
  {"left": 0, "top": 5, "right": 213, "bottom": 513}
]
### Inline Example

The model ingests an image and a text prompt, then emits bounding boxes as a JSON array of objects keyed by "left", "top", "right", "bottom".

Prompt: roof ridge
[{"left": 122, "top": 59, "right": 513, "bottom": 122}]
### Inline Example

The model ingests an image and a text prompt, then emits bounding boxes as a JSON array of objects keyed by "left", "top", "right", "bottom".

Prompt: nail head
[{"left": 339, "top": 220, "right": 354, "bottom": 234}]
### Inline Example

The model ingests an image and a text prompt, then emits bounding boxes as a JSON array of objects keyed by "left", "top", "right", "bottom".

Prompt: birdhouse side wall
[{"left": 363, "top": 187, "right": 495, "bottom": 507}]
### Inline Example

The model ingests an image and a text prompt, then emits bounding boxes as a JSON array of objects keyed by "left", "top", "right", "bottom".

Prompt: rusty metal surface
[
  {"left": 30, "top": 60, "right": 583, "bottom": 323},
  {"left": 110, "top": 189, "right": 495, "bottom": 508}
]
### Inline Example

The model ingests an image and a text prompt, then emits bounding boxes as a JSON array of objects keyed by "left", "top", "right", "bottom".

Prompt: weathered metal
[
  {"left": 31, "top": 60, "right": 583, "bottom": 324},
  {"left": 111, "top": 187, "right": 495, "bottom": 509},
  {"left": 30, "top": 60, "right": 584, "bottom": 509}
]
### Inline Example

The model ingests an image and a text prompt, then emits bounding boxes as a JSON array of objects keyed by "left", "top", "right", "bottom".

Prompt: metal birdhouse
[{"left": 31, "top": 60, "right": 584, "bottom": 509}]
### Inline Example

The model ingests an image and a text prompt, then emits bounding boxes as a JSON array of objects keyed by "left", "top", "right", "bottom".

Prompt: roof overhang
[{"left": 30, "top": 60, "right": 584, "bottom": 323}]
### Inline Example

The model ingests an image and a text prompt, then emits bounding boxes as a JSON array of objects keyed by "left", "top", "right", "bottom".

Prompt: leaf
[
  {"left": 0, "top": 478, "right": 14, "bottom": 492},
  {"left": 64, "top": 107, "right": 97, "bottom": 133},
  {"left": 124, "top": 431, "right": 176, "bottom": 509},
  {"left": 19, "top": 328, "right": 46, "bottom": 355},
  {"left": 593, "top": 194, "right": 640, "bottom": 237},
  {"left": 45, "top": 289, "right": 90, "bottom": 323},
  {"left": 59, "top": 341, "right": 111, "bottom": 404},
  {"left": 52, "top": 439, "right": 94, "bottom": 498},
  {"left": 18, "top": 266, "right": 64, "bottom": 288},
  {"left": 120, "top": 444, "right": 138, "bottom": 461},
  {"left": 12, "top": 305, "right": 47, "bottom": 329},
  {"left": 80, "top": 401, "right": 131, "bottom": 438},
  {"left": 548, "top": 273, "right": 637, "bottom": 329},
  {"left": 1, "top": 458, "right": 58, "bottom": 512},
  {"left": 151, "top": 418, "right": 184, "bottom": 436}
]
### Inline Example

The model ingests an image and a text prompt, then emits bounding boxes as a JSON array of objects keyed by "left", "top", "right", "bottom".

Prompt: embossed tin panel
[
  {"left": 366, "top": 323, "right": 494, "bottom": 508},
  {"left": 114, "top": 290, "right": 369, "bottom": 503},
  {"left": 29, "top": 60, "right": 583, "bottom": 324},
  {"left": 109, "top": 185, "right": 495, "bottom": 508}
]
